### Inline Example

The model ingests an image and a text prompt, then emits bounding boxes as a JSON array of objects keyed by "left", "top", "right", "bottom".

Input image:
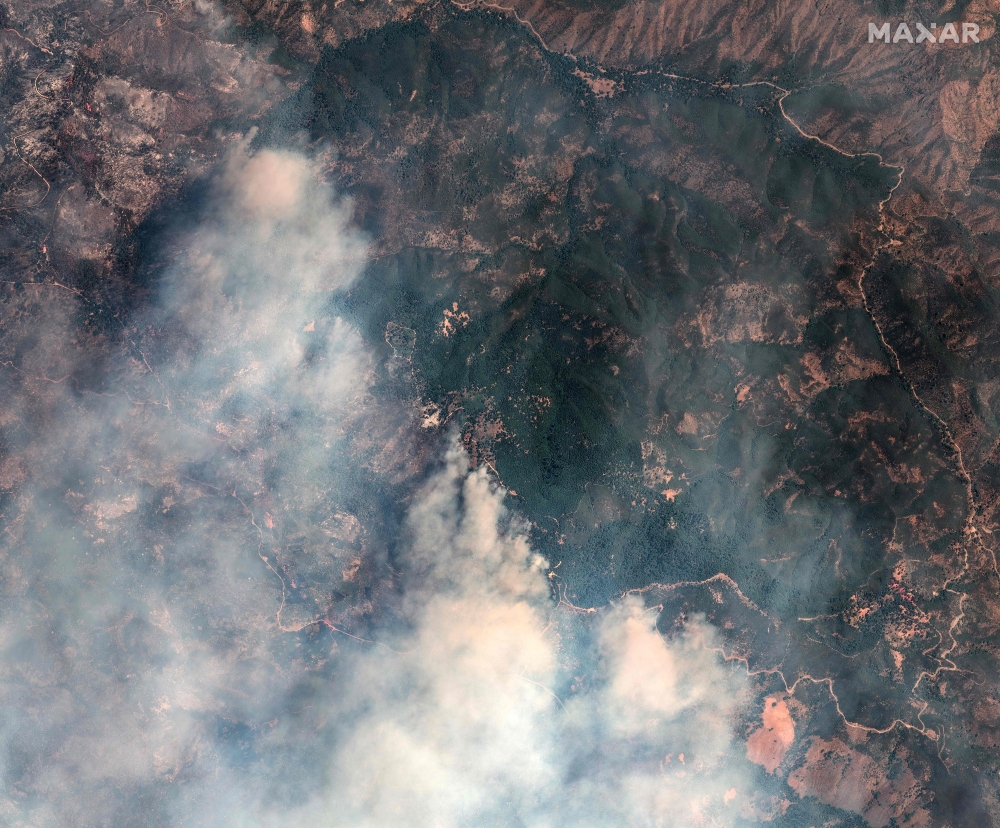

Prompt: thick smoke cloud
[
  {"left": 0, "top": 140, "right": 750, "bottom": 827},
  {"left": 288, "top": 447, "right": 750, "bottom": 828}
]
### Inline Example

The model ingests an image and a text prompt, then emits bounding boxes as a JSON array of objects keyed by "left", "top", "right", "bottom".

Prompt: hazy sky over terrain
[{"left": 0, "top": 138, "right": 749, "bottom": 827}]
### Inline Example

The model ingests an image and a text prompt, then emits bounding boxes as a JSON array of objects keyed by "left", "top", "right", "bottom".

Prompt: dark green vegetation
[
  {"left": 237, "top": 9, "right": 993, "bottom": 815},
  {"left": 258, "top": 2, "right": 959, "bottom": 626}
]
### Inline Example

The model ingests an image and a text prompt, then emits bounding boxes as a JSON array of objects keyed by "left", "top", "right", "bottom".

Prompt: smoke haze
[{"left": 0, "top": 140, "right": 751, "bottom": 828}]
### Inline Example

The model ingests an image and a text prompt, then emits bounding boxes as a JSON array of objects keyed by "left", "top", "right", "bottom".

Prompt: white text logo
[{"left": 868, "top": 21, "right": 980, "bottom": 44}]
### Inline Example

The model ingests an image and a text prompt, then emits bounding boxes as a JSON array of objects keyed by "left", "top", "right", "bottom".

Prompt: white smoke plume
[
  {"left": 0, "top": 140, "right": 752, "bottom": 828},
  {"left": 274, "top": 446, "right": 750, "bottom": 828}
]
